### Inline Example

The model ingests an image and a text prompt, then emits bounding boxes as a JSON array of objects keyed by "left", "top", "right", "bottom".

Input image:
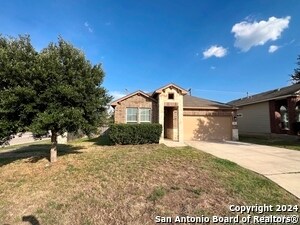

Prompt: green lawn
[
  {"left": 239, "top": 135, "right": 300, "bottom": 151},
  {"left": 0, "top": 138, "right": 299, "bottom": 225}
]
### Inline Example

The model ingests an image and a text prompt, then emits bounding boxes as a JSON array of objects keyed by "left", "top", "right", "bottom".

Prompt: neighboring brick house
[
  {"left": 228, "top": 83, "right": 300, "bottom": 136},
  {"left": 111, "top": 83, "right": 238, "bottom": 142}
]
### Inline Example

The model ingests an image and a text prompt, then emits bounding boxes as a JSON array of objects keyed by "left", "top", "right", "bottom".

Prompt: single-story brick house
[
  {"left": 111, "top": 83, "right": 238, "bottom": 142},
  {"left": 228, "top": 83, "right": 300, "bottom": 136}
]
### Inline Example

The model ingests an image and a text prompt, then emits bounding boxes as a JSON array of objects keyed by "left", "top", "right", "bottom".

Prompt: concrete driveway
[{"left": 186, "top": 140, "right": 300, "bottom": 199}]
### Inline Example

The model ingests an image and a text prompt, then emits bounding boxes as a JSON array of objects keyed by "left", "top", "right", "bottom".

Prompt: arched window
[
  {"left": 296, "top": 105, "right": 300, "bottom": 122},
  {"left": 280, "top": 106, "right": 289, "bottom": 129}
]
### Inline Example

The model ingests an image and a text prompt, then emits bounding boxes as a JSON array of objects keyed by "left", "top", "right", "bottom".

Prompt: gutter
[{"left": 233, "top": 94, "right": 298, "bottom": 107}]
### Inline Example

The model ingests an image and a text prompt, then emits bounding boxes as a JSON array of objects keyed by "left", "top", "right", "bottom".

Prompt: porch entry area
[
  {"left": 270, "top": 98, "right": 300, "bottom": 135},
  {"left": 164, "top": 106, "right": 179, "bottom": 141}
]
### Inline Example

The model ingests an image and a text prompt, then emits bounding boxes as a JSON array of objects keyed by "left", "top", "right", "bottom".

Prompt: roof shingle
[
  {"left": 228, "top": 83, "right": 300, "bottom": 106},
  {"left": 183, "top": 95, "right": 233, "bottom": 109}
]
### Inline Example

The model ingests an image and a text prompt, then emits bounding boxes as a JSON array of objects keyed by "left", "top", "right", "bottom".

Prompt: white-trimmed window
[
  {"left": 140, "top": 108, "right": 151, "bottom": 123},
  {"left": 126, "top": 108, "right": 138, "bottom": 123}
]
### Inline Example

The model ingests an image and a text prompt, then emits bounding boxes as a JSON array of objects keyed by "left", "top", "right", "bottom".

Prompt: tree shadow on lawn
[
  {"left": 22, "top": 215, "right": 41, "bottom": 225},
  {"left": 82, "top": 134, "right": 113, "bottom": 146},
  {"left": 0, "top": 143, "right": 82, "bottom": 167}
]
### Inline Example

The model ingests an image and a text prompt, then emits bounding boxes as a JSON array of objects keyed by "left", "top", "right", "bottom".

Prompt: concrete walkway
[
  {"left": 186, "top": 140, "right": 300, "bottom": 199},
  {"left": 161, "top": 139, "right": 187, "bottom": 147}
]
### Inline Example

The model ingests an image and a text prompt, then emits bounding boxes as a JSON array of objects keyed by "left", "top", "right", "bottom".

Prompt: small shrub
[
  {"left": 108, "top": 123, "right": 162, "bottom": 145},
  {"left": 147, "top": 186, "right": 167, "bottom": 202}
]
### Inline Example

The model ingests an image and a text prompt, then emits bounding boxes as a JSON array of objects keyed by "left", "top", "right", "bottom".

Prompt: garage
[
  {"left": 183, "top": 115, "right": 232, "bottom": 141},
  {"left": 111, "top": 84, "right": 238, "bottom": 142}
]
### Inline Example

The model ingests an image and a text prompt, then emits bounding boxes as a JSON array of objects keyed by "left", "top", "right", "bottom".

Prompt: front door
[{"left": 164, "top": 107, "right": 178, "bottom": 141}]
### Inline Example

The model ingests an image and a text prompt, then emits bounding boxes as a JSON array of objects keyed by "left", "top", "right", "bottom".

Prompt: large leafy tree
[
  {"left": 291, "top": 55, "right": 300, "bottom": 83},
  {"left": 0, "top": 36, "right": 111, "bottom": 162},
  {"left": 0, "top": 35, "right": 39, "bottom": 145}
]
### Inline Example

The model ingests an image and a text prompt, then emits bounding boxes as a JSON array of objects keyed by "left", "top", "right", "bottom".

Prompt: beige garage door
[{"left": 183, "top": 116, "right": 232, "bottom": 141}]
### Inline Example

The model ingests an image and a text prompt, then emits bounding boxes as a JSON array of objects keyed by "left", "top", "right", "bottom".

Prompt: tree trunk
[{"left": 50, "top": 131, "right": 57, "bottom": 163}]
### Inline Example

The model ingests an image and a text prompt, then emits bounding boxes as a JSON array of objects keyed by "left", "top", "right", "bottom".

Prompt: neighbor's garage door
[{"left": 183, "top": 116, "right": 232, "bottom": 141}]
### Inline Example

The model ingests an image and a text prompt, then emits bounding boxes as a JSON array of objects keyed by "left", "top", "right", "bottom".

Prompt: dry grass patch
[{"left": 0, "top": 142, "right": 299, "bottom": 224}]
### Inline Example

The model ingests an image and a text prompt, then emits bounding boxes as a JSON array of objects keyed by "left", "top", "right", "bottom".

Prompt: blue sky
[{"left": 1, "top": 0, "right": 299, "bottom": 102}]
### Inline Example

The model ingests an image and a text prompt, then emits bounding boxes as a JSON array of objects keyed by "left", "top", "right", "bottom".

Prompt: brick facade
[
  {"left": 114, "top": 93, "right": 158, "bottom": 124},
  {"left": 111, "top": 84, "right": 236, "bottom": 142},
  {"left": 287, "top": 96, "right": 300, "bottom": 135},
  {"left": 269, "top": 100, "right": 277, "bottom": 133},
  {"left": 269, "top": 96, "right": 300, "bottom": 135}
]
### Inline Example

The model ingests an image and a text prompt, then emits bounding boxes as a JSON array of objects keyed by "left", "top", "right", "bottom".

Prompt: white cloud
[
  {"left": 203, "top": 45, "right": 227, "bottom": 59},
  {"left": 268, "top": 45, "right": 279, "bottom": 53},
  {"left": 110, "top": 91, "right": 126, "bottom": 100},
  {"left": 232, "top": 16, "right": 291, "bottom": 52},
  {"left": 210, "top": 66, "right": 216, "bottom": 70},
  {"left": 84, "top": 21, "right": 93, "bottom": 33}
]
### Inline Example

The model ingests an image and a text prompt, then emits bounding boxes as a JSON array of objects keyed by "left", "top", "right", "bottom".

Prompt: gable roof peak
[
  {"left": 110, "top": 90, "right": 156, "bottom": 107},
  {"left": 152, "top": 83, "right": 188, "bottom": 95}
]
